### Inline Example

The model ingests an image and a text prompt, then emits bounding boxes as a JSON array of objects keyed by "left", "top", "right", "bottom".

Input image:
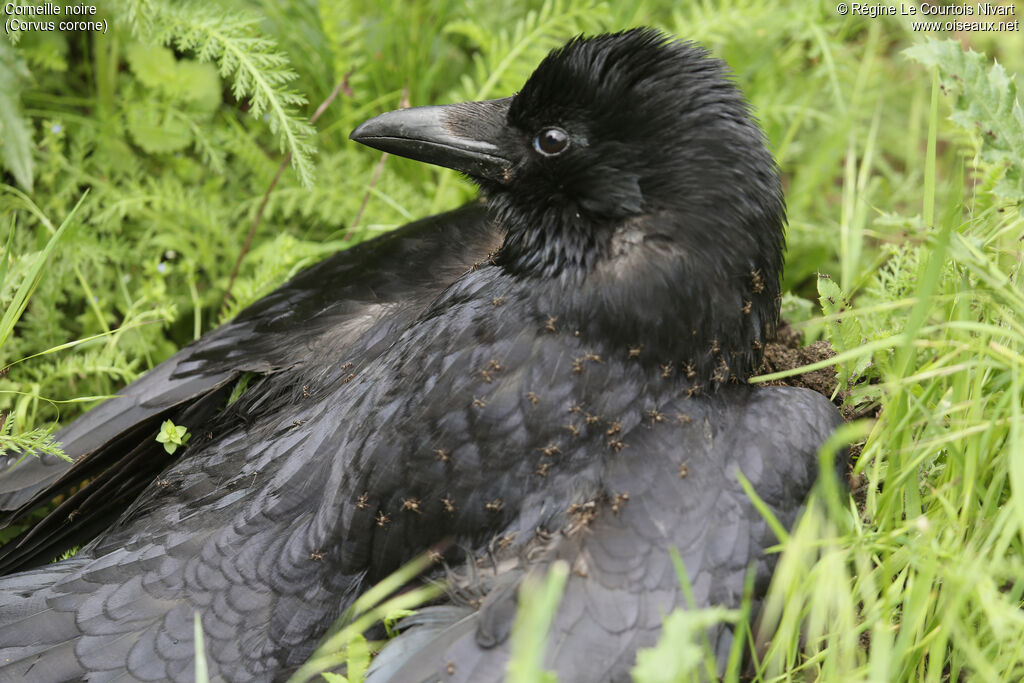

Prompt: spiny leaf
[{"left": 905, "top": 40, "right": 1024, "bottom": 202}]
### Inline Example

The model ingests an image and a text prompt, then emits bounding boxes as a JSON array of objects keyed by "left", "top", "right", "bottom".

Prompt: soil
[{"left": 759, "top": 322, "right": 841, "bottom": 402}]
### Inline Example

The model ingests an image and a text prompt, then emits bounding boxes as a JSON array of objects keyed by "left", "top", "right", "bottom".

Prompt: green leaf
[
  {"left": 780, "top": 291, "right": 816, "bottom": 328},
  {"left": 156, "top": 419, "right": 191, "bottom": 454},
  {"left": 632, "top": 608, "right": 738, "bottom": 683},
  {"left": 0, "top": 413, "right": 69, "bottom": 463},
  {"left": 0, "top": 43, "right": 35, "bottom": 192},
  {"left": 126, "top": 43, "right": 222, "bottom": 112},
  {"left": 0, "top": 220, "right": 14, "bottom": 295},
  {"left": 343, "top": 634, "right": 370, "bottom": 682},
  {"left": 126, "top": 100, "right": 194, "bottom": 153},
  {"left": 0, "top": 192, "right": 85, "bottom": 354},
  {"left": 0, "top": 101, "right": 35, "bottom": 193},
  {"left": 176, "top": 61, "right": 222, "bottom": 112},
  {"left": 506, "top": 561, "right": 568, "bottom": 683},
  {"left": 226, "top": 372, "right": 255, "bottom": 408},
  {"left": 57, "top": 545, "right": 80, "bottom": 561},
  {"left": 126, "top": 42, "right": 181, "bottom": 90},
  {"left": 287, "top": 551, "right": 443, "bottom": 683},
  {"left": 113, "top": 0, "right": 318, "bottom": 187},
  {"left": 817, "top": 273, "right": 868, "bottom": 386},
  {"left": 15, "top": 32, "right": 68, "bottom": 72},
  {"left": 382, "top": 609, "right": 414, "bottom": 639},
  {"left": 905, "top": 40, "right": 1024, "bottom": 202}
]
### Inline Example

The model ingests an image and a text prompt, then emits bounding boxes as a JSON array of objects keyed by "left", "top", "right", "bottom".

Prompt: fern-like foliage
[
  {"left": 444, "top": 0, "right": 610, "bottom": 103},
  {"left": 817, "top": 274, "right": 871, "bottom": 387},
  {"left": 906, "top": 40, "right": 1024, "bottom": 203},
  {"left": 0, "top": 413, "right": 68, "bottom": 462},
  {"left": 110, "top": 0, "right": 318, "bottom": 187}
]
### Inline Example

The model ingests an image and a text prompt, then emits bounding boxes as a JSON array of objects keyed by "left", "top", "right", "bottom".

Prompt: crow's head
[{"left": 352, "top": 28, "right": 785, "bottom": 386}]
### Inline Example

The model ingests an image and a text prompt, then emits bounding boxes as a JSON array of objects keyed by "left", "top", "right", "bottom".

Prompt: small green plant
[
  {"left": 816, "top": 274, "right": 871, "bottom": 388},
  {"left": 906, "top": 39, "right": 1024, "bottom": 203},
  {"left": 156, "top": 419, "right": 190, "bottom": 454},
  {"left": 631, "top": 546, "right": 746, "bottom": 683},
  {"left": 632, "top": 609, "right": 740, "bottom": 683},
  {"left": 286, "top": 551, "right": 442, "bottom": 683},
  {"left": 57, "top": 545, "right": 80, "bottom": 561},
  {"left": 318, "top": 634, "right": 369, "bottom": 683}
]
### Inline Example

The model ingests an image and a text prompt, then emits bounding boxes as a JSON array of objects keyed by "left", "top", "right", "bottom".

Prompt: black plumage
[{"left": 0, "top": 29, "right": 842, "bottom": 682}]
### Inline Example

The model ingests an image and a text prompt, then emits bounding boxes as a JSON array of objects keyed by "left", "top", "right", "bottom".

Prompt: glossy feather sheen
[{"left": 0, "top": 29, "right": 841, "bottom": 682}]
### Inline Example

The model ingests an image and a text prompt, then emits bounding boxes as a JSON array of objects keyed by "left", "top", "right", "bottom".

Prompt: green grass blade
[{"left": 0, "top": 191, "right": 88, "bottom": 352}]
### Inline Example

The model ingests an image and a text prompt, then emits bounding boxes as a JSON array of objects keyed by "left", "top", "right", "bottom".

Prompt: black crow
[{"left": 0, "top": 28, "right": 842, "bottom": 682}]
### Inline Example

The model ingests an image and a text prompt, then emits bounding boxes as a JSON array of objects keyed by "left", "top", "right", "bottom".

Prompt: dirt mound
[{"left": 760, "top": 323, "right": 839, "bottom": 401}]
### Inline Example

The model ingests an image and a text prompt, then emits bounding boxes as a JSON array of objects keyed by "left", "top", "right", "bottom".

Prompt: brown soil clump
[{"left": 760, "top": 322, "right": 841, "bottom": 403}]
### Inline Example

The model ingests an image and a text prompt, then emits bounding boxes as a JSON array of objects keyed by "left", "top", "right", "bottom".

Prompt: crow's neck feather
[{"left": 490, "top": 204, "right": 780, "bottom": 390}]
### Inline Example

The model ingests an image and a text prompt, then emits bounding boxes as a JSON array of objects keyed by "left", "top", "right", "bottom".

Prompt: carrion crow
[{"left": 0, "top": 28, "right": 842, "bottom": 682}]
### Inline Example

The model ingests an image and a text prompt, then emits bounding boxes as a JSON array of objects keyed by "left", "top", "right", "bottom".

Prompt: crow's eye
[{"left": 533, "top": 127, "right": 569, "bottom": 156}]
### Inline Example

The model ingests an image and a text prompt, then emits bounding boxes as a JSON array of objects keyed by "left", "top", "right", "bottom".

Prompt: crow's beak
[{"left": 350, "top": 98, "right": 514, "bottom": 184}]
